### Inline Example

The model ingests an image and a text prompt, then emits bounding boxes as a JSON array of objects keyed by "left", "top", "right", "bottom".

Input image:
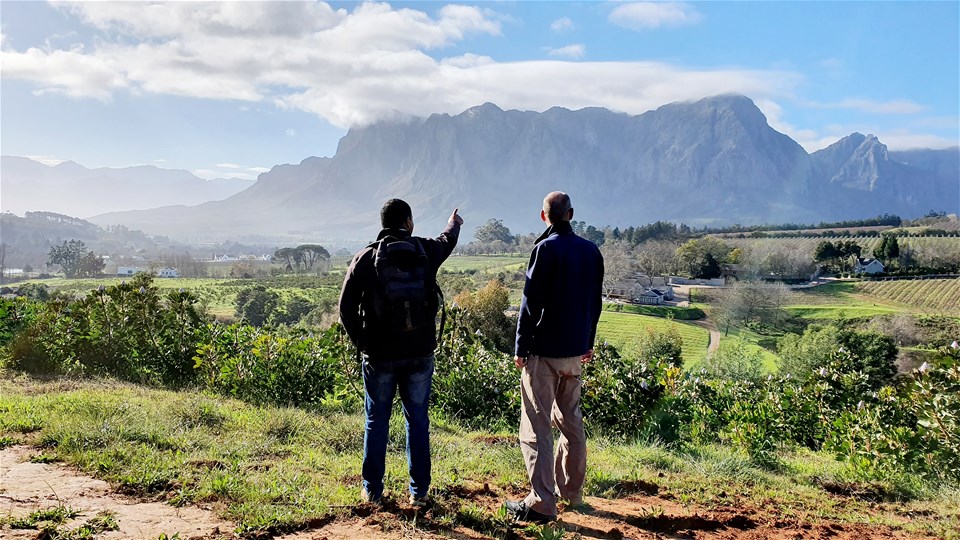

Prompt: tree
[
  {"left": 0, "top": 242, "right": 7, "bottom": 282},
  {"left": 695, "top": 253, "right": 723, "bottom": 279},
  {"left": 626, "top": 327, "right": 683, "bottom": 367},
  {"left": 453, "top": 280, "right": 513, "bottom": 352},
  {"left": 873, "top": 235, "right": 900, "bottom": 264},
  {"left": 777, "top": 325, "right": 840, "bottom": 378},
  {"left": 837, "top": 241, "right": 862, "bottom": 272},
  {"left": 599, "top": 243, "right": 632, "bottom": 296},
  {"left": 813, "top": 240, "right": 839, "bottom": 267},
  {"left": 697, "top": 338, "right": 765, "bottom": 382},
  {"left": 296, "top": 244, "right": 330, "bottom": 271},
  {"left": 273, "top": 247, "right": 297, "bottom": 271},
  {"left": 473, "top": 218, "right": 515, "bottom": 245},
  {"left": 584, "top": 225, "right": 605, "bottom": 246},
  {"left": 77, "top": 251, "right": 106, "bottom": 277},
  {"left": 714, "top": 281, "right": 790, "bottom": 335},
  {"left": 837, "top": 329, "right": 898, "bottom": 388},
  {"left": 634, "top": 239, "right": 681, "bottom": 277},
  {"left": 235, "top": 285, "right": 280, "bottom": 326},
  {"left": 47, "top": 240, "right": 103, "bottom": 277},
  {"left": 675, "top": 238, "right": 732, "bottom": 278}
]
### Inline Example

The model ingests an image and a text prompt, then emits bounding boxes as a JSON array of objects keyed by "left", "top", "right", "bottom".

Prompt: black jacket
[
  {"left": 515, "top": 220, "right": 604, "bottom": 358},
  {"left": 339, "top": 221, "right": 460, "bottom": 359}
]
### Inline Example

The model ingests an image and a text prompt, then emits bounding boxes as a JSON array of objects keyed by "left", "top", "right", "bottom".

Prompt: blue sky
[{"left": 1, "top": 1, "right": 957, "bottom": 181}]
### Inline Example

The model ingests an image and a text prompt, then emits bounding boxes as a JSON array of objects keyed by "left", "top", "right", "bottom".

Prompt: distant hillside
[
  {"left": 87, "top": 95, "right": 959, "bottom": 242},
  {"left": 0, "top": 212, "right": 168, "bottom": 270},
  {"left": 0, "top": 157, "right": 256, "bottom": 218}
]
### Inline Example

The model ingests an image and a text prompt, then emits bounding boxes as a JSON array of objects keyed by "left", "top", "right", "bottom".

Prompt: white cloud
[
  {"left": 193, "top": 169, "right": 220, "bottom": 180},
  {"left": 3, "top": 1, "right": 801, "bottom": 129},
  {"left": 194, "top": 168, "right": 258, "bottom": 180},
  {"left": 873, "top": 131, "right": 959, "bottom": 151},
  {"left": 547, "top": 44, "right": 585, "bottom": 60},
  {"left": 216, "top": 163, "right": 242, "bottom": 169},
  {"left": 0, "top": 45, "right": 126, "bottom": 99},
  {"left": 441, "top": 53, "right": 495, "bottom": 68},
  {"left": 25, "top": 155, "right": 66, "bottom": 166},
  {"left": 550, "top": 17, "right": 574, "bottom": 32},
  {"left": 286, "top": 128, "right": 297, "bottom": 137},
  {"left": 247, "top": 167, "right": 270, "bottom": 173},
  {"left": 608, "top": 2, "right": 703, "bottom": 31},
  {"left": 809, "top": 98, "right": 925, "bottom": 115}
]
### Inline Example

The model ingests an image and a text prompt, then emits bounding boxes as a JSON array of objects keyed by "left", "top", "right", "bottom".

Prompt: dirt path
[
  {"left": 0, "top": 446, "right": 936, "bottom": 540},
  {"left": 1, "top": 446, "right": 232, "bottom": 539},
  {"left": 688, "top": 318, "right": 721, "bottom": 353}
]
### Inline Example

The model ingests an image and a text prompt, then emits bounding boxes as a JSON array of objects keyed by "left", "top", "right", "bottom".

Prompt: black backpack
[{"left": 369, "top": 236, "right": 444, "bottom": 336}]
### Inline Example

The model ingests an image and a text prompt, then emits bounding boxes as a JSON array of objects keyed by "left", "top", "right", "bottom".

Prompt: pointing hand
[{"left": 450, "top": 208, "right": 464, "bottom": 226}]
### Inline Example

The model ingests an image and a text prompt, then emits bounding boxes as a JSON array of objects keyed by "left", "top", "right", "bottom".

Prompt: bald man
[{"left": 505, "top": 191, "right": 604, "bottom": 522}]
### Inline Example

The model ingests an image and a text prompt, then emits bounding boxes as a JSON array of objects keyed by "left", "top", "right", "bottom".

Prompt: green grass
[
  {"left": 1, "top": 376, "right": 957, "bottom": 539},
  {"left": 720, "top": 324, "right": 781, "bottom": 372},
  {"left": 440, "top": 254, "right": 528, "bottom": 274},
  {"left": 601, "top": 302, "right": 705, "bottom": 320},
  {"left": 786, "top": 305, "right": 900, "bottom": 319},
  {"left": 16, "top": 275, "right": 342, "bottom": 321},
  {"left": 596, "top": 312, "right": 710, "bottom": 366},
  {"left": 790, "top": 280, "right": 960, "bottom": 318}
]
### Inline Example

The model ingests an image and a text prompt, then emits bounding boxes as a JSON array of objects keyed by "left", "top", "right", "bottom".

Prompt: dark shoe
[{"left": 503, "top": 500, "right": 555, "bottom": 523}]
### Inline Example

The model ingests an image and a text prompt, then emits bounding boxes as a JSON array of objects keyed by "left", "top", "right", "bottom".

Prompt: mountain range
[
  {"left": 0, "top": 157, "right": 255, "bottom": 218},
  {"left": 11, "top": 95, "right": 960, "bottom": 243}
]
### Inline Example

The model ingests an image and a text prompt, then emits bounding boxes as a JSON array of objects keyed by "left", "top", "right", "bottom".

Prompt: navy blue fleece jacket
[{"left": 515, "top": 220, "right": 604, "bottom": 359}]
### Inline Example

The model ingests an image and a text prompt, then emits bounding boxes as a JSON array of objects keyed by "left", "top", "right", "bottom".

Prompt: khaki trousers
[{"left": 519, "top": 355, "right": 586, "bottom": 516}]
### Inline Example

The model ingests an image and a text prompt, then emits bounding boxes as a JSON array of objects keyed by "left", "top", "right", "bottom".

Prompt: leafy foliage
[
  {"left": 452, "top": 280, "right": 514, "bottom": 353},
  {"left": 6, "top": 274, "right": 206, "bottom": 385},
  {"left": 46, "top": 240, "right": 105, "bottom": 277}
]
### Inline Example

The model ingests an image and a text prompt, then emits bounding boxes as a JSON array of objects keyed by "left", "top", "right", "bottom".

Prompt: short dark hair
[
  {"left": 543, "top": 191, "right": 572, "bottom": 223},
  {"left": 381, "top": 198, "right": 413, "bottom": 229}
]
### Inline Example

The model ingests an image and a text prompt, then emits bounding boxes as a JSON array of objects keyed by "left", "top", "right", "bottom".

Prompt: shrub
[
  {"left": 432, "top": 308, "right": 519, "bottom": 429},
  {"left": 452, "top": 280, "right": 514, "bottom": 353},
  {"left": 581, "top": 341, "right": 681, "bottom": 439},
  {"left": 6, "top": 275, "right": 208, "bottom": 385},
  {"left": 193, "top": 323, "right": 355, "bottom": 408},
  {"left": 777, "top": 324, "right": 839, "bottom": 378},
  {"left": 695, "top": 338, "right": 764, "bottom": 382}
]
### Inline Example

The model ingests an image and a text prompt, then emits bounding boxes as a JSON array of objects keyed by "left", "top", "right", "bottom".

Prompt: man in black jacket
[
  {"left": 339, "top": 199, "right": 462, "bottom": 507},
  {"left": 506, "top": 191, "right": 603, "bottom": 522}
]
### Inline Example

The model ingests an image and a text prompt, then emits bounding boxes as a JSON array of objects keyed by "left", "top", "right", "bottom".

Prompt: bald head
[{"left": 542, "top": 191, "right": 573, "bottom": 224}]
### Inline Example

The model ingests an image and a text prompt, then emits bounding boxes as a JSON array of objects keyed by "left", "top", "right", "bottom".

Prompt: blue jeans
[{"left": 362, "top": 354, "right": 434, "bottom": 499}]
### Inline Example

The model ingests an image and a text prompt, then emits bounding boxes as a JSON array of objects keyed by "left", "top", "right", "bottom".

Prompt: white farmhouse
[
  {"left": 117, "top": 266, "right": 143, "bottom": 276},
  {"left": 156, "top": 268, "right": 180, "bottom": 278},
  {"left": 854, "top": 258, "right": 885, "bottom": 274}
]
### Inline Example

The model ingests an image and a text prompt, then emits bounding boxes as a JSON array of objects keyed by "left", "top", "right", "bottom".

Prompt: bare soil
[
  {"left": 1, "top": 446, "right": 232, "bottom": 539},
  {"left": 1, "top": 446, "right": 939, "bottom": 540}
]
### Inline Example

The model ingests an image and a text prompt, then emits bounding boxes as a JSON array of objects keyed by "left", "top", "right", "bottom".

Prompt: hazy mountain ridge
[
  {"left": 78, "top": 95, "right": 960, "bottom": 241},
  {"left": 0, "top": 156, "right": 256, "bottom": 218}
]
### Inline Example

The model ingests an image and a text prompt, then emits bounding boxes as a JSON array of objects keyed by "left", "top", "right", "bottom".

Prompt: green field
[
  {"left": 596, "top": 311, "right": 710, "bottom": 366},
  {"left": 855, "top": 278, "right": 960, "bottom": 313},
  {"left": 790, "top": 280, "right": 960, "bottom": 318},
  {"left": 16, "top": 276, "right": 341, "bottom": 319},
  {"left": 601, "top": 302, "right": 704, "bottom": 320},
  {"left": 440, "top": 254, "right": 528, "bottom": 274}
]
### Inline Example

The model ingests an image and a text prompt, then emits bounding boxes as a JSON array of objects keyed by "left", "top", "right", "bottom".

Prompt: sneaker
[
  {"left": 361, "top": 487, "right": 382, "bottom": 505},
  {"left": 409, "top": 494, "right": 433, "bottom": 509},
  {"left": 503, "top": 500, "right": 555, "bottom": 523}
]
